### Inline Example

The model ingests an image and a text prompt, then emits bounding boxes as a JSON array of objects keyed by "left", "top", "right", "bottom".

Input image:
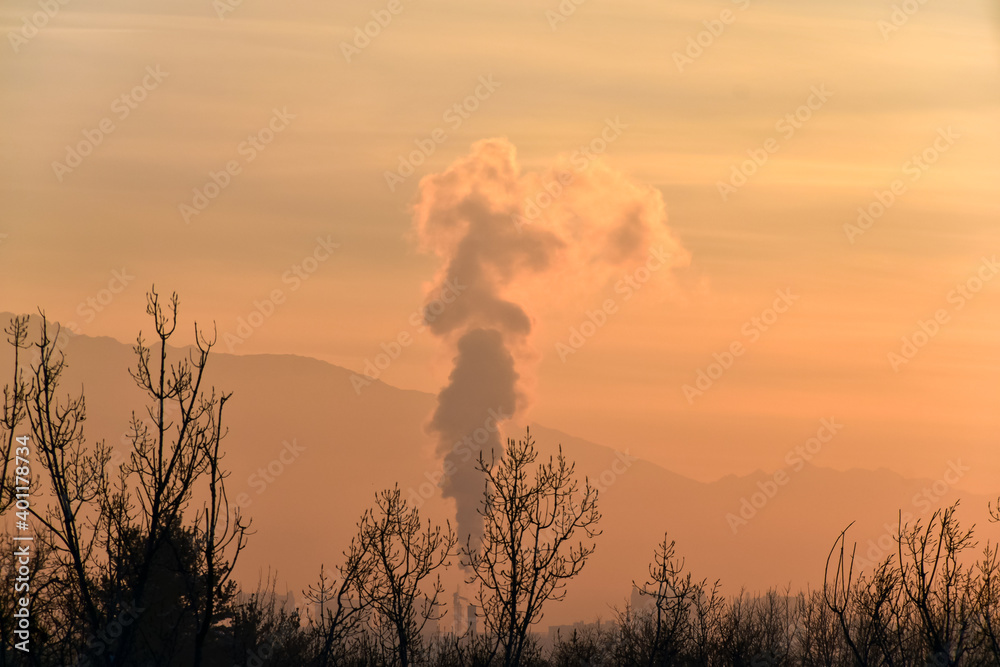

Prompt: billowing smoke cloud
[
  {"left": 413, "top": 138, "right": 688, "bottom": 544},
  {"left": 428, "top": 329, "right": 517, "bottom": 544}
]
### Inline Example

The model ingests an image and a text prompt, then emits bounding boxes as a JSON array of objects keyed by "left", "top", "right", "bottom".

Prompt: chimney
[
  {"left": 453, "top": 590, "right": 463, "bottom": 635},
  {"left": 468, "top": 604, "right": 478, "bottom": 635}
]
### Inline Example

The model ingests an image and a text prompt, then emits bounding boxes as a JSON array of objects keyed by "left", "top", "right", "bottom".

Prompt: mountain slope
[{"left": 0, "top": 313, "right": 995, "bottom": 626}]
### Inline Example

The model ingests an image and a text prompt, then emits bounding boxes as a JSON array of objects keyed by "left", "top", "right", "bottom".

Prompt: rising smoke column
[
  {"left": 413, "top": 138, "right": 688, "bottom": 544},
  {"left": 428, "top": 329, "right": 518, "bottom": 544}
]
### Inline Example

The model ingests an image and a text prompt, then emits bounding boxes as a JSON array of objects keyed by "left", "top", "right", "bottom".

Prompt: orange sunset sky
[{"left": 2, "top": 0, "right": 999, "bottom": 495}]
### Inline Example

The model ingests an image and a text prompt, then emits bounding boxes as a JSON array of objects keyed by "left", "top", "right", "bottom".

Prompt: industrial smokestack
[
  {"left": 453, "top": 588, "right": 464, "bottom": 635},
  {"left": 468, "top": 604, "right": 478, "bottom": 635}
]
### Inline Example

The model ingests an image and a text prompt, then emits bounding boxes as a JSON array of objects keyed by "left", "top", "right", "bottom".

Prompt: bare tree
[
  {"left": 896, "top": 504, "right": 978, "bottom": 666},
  {"left": 978, "top": 500, "right": 1000, "bottom": 662},
  {"left": 228, "top": 571, "right": 312, "bottom": 667},
  {"left": 193, "top": 392, "right": 251, "bottom": 666},
  {"left": 25, "top": 312, "right": 111, "bottom": 653},
  {"left": 824, "top": 522, "right": 871, "bottom": 666},
  {"left": 0, "top": 315, "right": 29, "bottom": 514},
  {"left": 305, "top": 550, "right": 375, "bottom": 665},
  {"left": 17, "top": 290, "right": 247, "bottom": 666},
  {"left": 353, "top": 485, "right": 456, "bottom": 667},
  {"left": 824, "top": 502, "right": 1000, "bottom": 667},
  {"left": 630, "top": 532, "right": 713, "bottom": 666},
  {"left": 462, "top": 428, "right": 602, "bottom": 667}
]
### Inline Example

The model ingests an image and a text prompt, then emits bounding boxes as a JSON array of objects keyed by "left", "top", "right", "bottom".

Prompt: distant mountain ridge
[{"left": 0, "top": 312, "right": 996, "bottom": 626}]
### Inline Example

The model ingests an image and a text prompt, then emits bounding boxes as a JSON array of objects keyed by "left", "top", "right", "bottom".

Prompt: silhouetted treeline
[{"left": 2, "top": 293, "right": 999, "bottom": 666}]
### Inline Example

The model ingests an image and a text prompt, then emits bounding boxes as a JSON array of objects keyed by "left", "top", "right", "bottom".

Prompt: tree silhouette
[
  {"left": 462, "top": 428, "right": 601, "bottom": 667},
  {"left": 304, "top": 549, "right": 376, "bottom": 664},
  {"left": 824, "top": 502, "right": 1000, "bottom": 666},
  {"left": 626, "top": 532, "right": 719, "bottom": 666},
  {"left": 352, "top": 485, "right": 456, "bottom": 666},
  {"left": 5, "top": 290, "right": 248, "bottom": 666},
  {"left": 0, "top": 316, "right": 29, "bottom": 515},
  {"left": 10, "top": 299, "right": 1000, "bottom": 666}
]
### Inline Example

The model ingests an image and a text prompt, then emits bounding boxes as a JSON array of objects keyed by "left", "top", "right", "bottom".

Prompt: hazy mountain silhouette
[{"left": 2, "top": 313, "right": 995, "bottom": 626}]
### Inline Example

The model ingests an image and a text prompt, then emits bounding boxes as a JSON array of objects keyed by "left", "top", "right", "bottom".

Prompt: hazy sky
[{"left": 2, "top": 0, "right": 999, "bottom": 493}]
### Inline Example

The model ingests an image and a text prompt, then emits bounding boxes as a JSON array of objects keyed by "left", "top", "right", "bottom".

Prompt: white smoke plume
[{"left": 413, "top": 137, "right": 688, "bottom": 544}]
